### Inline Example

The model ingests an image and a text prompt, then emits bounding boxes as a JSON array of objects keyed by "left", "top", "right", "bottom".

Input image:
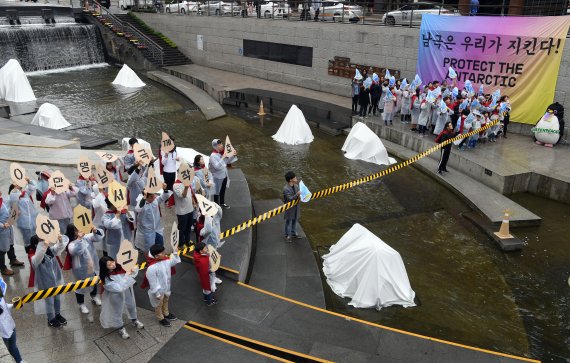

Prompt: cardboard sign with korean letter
[
  {"left": 73, "top": 204, "right": 93, "bottom": 234},
  {"left": 95, "top": 163, "right": 114, "bottom": 188},
  {"left": 161, "top": 132, "right": 174, "bottom": 153},
  {"left": 195, "top": 194, "right": 218, "bottom": 217},
  {"left": 7, "top": 204, "right": 18, "bottom": 226},
  {"left": 133, "top": 143, "right": 153, "bottom": 166},
  {"left": 36, "top": 214, "right": 60, "bottom": 244},
  {"left": 117, "top": 240, "right": 138, "bottom": 272},
  {"left": 177, "top": 161, "right": 195, "bottom": 187},
  {"left": 77, "top": 156, "right": 92, "bottom": 180},
  {"left": 170, "top": 221, "right": 179, "bottom": 253},
  {"left": 207, "top": 245, "right": 221, "bottom": 272},
  {"left": 10, "top": 163, "right": 27, "bottom": 188},
  {"left": 108, "top": 180, "right": 127, "bottom": 210},
  {"left": 145, "top": 167, "right": 162, "bottom": 194},
  {"left": 95, "top": 151, "right": 119, "bottom": 163},
  {"left": 224, "top": 136, "right": 236, "bottom": 158},
  {"left": 49, "top": 170, "right": 69, "bottom": 195}
]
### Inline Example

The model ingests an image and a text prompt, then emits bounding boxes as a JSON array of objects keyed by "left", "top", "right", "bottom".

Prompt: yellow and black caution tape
[
  {"left": 13, "top": 245, "right": 196, "bottom": 310},
  {"left": 219, "top": 120, "right": 499, "bottom": 239},
  {"left": 13, "top": 121, "right": 497, "bottom": 309}
]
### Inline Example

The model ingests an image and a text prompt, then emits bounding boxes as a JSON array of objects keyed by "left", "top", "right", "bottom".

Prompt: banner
[{"left": 416, "top": 15, "right": 570, "bottom": 124}]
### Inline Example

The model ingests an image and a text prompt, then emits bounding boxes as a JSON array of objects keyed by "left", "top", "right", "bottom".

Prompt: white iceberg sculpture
[
  {"left": 112, "top": 64, "right": 146, "bottom": 88},
  {"left": 341, "top": 122, "right": 396, "bottom": 165},
  {"left": 31, "top": 103, "right": 71, "bottom": 130},
  {"left": 322, "top": 223, "right": 416, "bottom": 310},
  {"left": 0, "top": 59, "right": 36, "bottom": 102},
  {"left": 272, "top": 105, "right": 314, "bottom": 145}
]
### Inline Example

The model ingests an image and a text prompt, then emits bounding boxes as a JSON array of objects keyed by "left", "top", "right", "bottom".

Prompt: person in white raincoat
[
  {"left": 433, "top": 96, "right": 453, "bottom": 135},
  {"left": 126, "top": 161, "right": 146, "bottom": 208},
  {"left": 65, "top": 224, "right": 105, "bottom": 314},
  {"left": 134, "top": 184, "right": 173, "bottom": 253},
  {"left": 29, "top": 234, "right": 68, "bottom": 328},
  {"left": 141, "top": 244, "right": 180, "bottom": 327},
  {"left": 8, "top": 178, "right": 37, "bottom": 253},
  {"left": 0, "top": 192, "right": 22, "bottom": 276},
  {"left": 102, "top": 199, "right": 131, "bottom": 260},
  {"left": 194, "top": 155, "right": 214, "bottom": 201},
  {"left": 0, "top": 276, "right": 25, "bottom": 363},
  {"left": 208, "top": 139, "right": 237, "bottom": 209},
  {"left": 98, "top": 255, "right": 144, "bottom": 339},
  {"left": 200, "top": 202, "right": 223, "bottom": 249}
]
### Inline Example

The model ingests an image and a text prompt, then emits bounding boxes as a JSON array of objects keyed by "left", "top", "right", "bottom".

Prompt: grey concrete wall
[{"left": 138, "top": 13, "right": 570, "bottom": 123}]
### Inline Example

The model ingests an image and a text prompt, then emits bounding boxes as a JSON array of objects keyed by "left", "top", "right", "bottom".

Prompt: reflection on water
[{"left": 27, "top": 67, "right": 570, "bottom": 361}]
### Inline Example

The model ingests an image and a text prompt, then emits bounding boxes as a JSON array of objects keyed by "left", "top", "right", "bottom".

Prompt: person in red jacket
[{"left": 193, "top": 242, "right": 217, "bottom": 307}]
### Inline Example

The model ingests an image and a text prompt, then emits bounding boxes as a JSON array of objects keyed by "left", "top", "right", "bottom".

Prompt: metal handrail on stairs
[{"left": 91, "top": 0, "right": 164, "bottom": 65}]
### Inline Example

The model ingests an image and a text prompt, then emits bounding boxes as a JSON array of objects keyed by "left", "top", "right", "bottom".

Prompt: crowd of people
[
  {"left": 351, "top": 69, "right": 512, "bottom": 173},
  {"left": 0, "top": 137, "right": 238, "bottom": 363}
]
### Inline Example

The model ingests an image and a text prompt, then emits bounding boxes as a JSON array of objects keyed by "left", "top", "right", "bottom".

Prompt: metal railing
[
  {"left": 92, "top": 0, "right": 165, "bottom": 64},
  {"left": 138, "top": 0, "right": 569, "bottom": 28}
]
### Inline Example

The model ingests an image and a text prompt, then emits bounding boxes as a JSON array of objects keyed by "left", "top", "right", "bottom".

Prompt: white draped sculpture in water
[
  {"left": 272, "top": 105, "right": 314, "bottom": 145},
  {"left": 112, "top": 64, "right": 146, "bottom": 88},
  {"left": 341, "top": 122, "right": 396, "bottom": 166},
  {"left": 322, "top": 223, "right": 416, "bottom": 310},
  {"left": 0, "top": 59, "right": 36, "bottom": 102},
  {"left": 31, "top": 103, "right": 71, "bottom": 130}
]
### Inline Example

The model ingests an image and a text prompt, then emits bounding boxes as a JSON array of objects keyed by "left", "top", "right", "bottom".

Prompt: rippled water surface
[{"left": 27, "top": 67, "right": 570, "bottom": 361}]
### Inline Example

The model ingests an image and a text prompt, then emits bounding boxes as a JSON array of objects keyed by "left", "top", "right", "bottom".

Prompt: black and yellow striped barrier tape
[
  {"left": 13, "top": 245, "right": 196, "bottom": 310},
  {"left": 12, "top": 120, "right": 497, "bottom": 309},
  {"left": 219, "top": 119, "right": 499, "bottom": 239}
]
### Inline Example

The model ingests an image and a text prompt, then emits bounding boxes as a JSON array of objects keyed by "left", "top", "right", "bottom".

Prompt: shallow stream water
[{"left": 26, "top": 66, "right": 570, "bottom": 361}]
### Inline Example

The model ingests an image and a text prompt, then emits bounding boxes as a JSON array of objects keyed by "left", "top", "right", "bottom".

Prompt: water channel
[{"left": 27, "top": 66, "right": 570, "bottom": 362}]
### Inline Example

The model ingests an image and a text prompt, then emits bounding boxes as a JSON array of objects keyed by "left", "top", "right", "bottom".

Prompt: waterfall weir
[{"left": 0, "top": 23, "right": 105, "bottom": 72}]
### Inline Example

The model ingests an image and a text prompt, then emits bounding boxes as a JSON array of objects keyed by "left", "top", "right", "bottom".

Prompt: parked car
[
  {"left": 259, "top": 1, "right": 290, "bottom": 18},
  {"left": 199, "top": 1, "right": 241, "bottom": 15},
  {"left": 298, "top": 1, "right": 363, "bottom": 22},
  {"left": 382, "top": 2, "right": 460, "bottom": 26},
  {"left": 165, "top": 0, "right": 201, "bottom": 13},
  {"left": 118, "top": 0, "right": 134, "bottom": 10}
]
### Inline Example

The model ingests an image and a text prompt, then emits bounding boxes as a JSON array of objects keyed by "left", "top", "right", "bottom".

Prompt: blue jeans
[
  {"left": 45, "top": 295, "right": 61, "bottom": 321},
  {"left": 285, "top": 219, "right": 297, "bottom": 237},
  {"left": 2, "top": 329, "right": 22, "bottom": 363}
]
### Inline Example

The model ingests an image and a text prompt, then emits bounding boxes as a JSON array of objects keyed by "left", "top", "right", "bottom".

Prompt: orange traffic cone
[
  {"left": 494, "top": 209, "right": 513, "bottom": 239},
  {"left": 257, "top": 100, "right": 266, "bottom": 116}
]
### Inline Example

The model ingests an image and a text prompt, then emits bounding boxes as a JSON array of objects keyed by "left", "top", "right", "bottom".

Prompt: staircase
[{"left": 114, "top": 14, "right": 191, "bottom": 67}]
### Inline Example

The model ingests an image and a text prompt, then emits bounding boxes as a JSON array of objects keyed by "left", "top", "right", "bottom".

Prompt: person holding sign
[
  {"left": 75, "top": 173, "right": 95, "bottom": 209},
  {"left": 123, "top": 138, "right": 139, "bottom": 173},
  {"left": 126, "top": 160, "right": 146, "bottom": 208},
  {"left": 283, "top": 172, "right": 302, "bottom": 242},
  {"left": 8, "top": 177, "right": 37, "bottom": 254},
  {"left": 194, "top": 242, "right": 217, "bottom": 307},
  {"left": 209, "top": 139, "right": 237, "bottom": 209},
  {"left": 0, "top": 276, "right": 26, "bottom": 363},
  {"left": 98, "top": 256, "right": 144, "bottom": 339},
  {"left": 194, "top": 155, "right": 214, "bottom": 201},
  {"left": 102, "top": 199, "right": 130, "bottom": 259},
  {"left": 160, "top": 136, "right": 179, "bottom": 209},
  {"left": 141, "top": 244, "right": 180, "bottom": 327},
  {"left": 173, "top": 178, "right": 196, "bottom": 248},
  {"left": 65, "top": 224, "right": 105, "bottom": 314},
  {"left": 134, "top": 184, "right": 173, "bottom": 253},
  {"left": 29, "top": 234, "right": 69, "bottom": 328},
  {"left": 200, "top": 203, "right": 224, "bottom": 250},
  {"left": 0, "top": 192, "right": 22, "bottom": 276},
  {"left": 45, "top": 182, "right": 78, "bottom": 234}
]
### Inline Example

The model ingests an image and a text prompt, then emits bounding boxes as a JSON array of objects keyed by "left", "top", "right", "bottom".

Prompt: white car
[
  {"left": 382, "top": 2, "right": 460, "bottom": 26},
  {"left": 165, "top": 0, "right": 201, "bottom": 13},
  {"left": 259, "top": 1, "right": 290, "bottom": 18},
  {"left": 298, "top": 1, "right": 363, "bottom": 22},
  {"left": 199, "top": 1, "right": 241, "bottom": 15}
]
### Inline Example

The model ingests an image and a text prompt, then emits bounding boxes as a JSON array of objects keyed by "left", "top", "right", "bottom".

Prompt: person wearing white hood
[
  {"left": 65, "top": 224, "right": 105, "bottom": 314},
  {"left": 0, "top": 276, "right": 26, "bottom": 363},
  {"left": 45, "top": 182, "right": 78, "bottom": 234},
  {"left": 134, "top": 183, "right": 172, "bottom": 253},
  {"left": 209, "top": 139, "right": 237, "bottom": 209},
  {"left": 200, "top": 202, "right": 224, "bottom": 250},
  {"left": 8, "top": 178, "right": 37, "bottom": 254},
  {"left": 98, "top": 256, "right": 144, "bottom": 339}
]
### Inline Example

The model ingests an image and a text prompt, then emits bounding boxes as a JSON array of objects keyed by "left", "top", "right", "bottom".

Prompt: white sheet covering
[
  {"left": 30, "top": 103, "right": 71, "bottom": 130},
  {"left": 112, "top": 64, "right": 146, "bottom": 88},
  {"left": 0, "top": 59, "right": 36, "bottom": 102},
  {"left": 322, "top": 223, "right": 416, "bottom": 310},
  {"left": 341, "top": 122, "right": 396, "bottom": 165},
  {"left": 272, "top": 105, "right": 314, "bottom": 145}
]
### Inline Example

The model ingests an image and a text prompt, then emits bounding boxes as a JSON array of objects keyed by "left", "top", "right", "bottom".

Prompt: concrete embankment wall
[{"left": 137, "top": 14, "right": 570, "bottom": 127}]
